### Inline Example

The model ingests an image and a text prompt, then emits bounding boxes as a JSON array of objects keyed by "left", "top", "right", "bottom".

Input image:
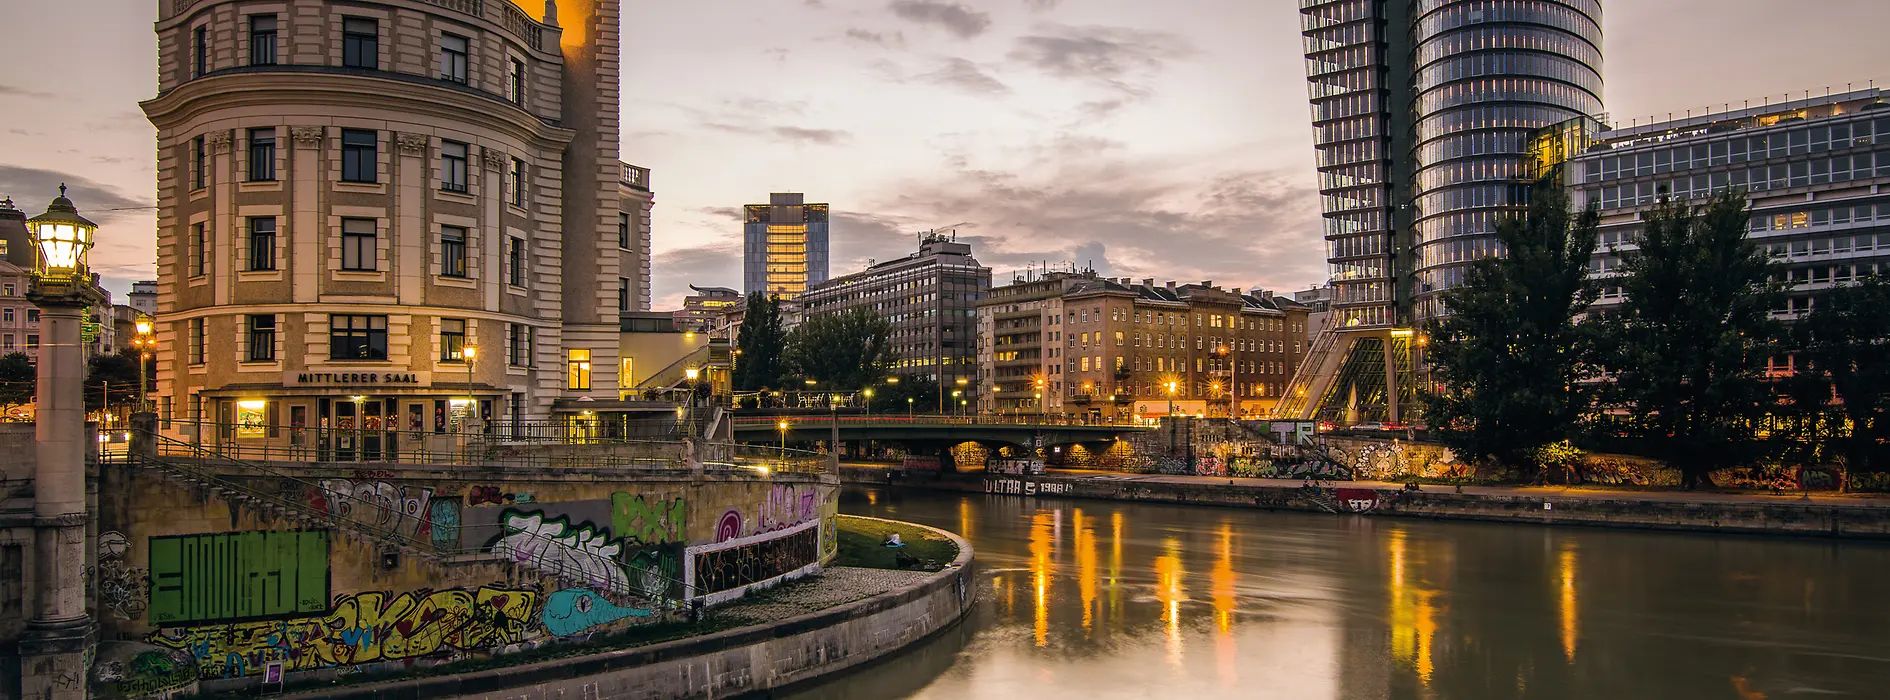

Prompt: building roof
[{"left": 1063, "top": 277, "right": 1306, "bottom": 314}]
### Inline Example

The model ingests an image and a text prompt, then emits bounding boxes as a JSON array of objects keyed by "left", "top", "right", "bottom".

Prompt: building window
[
  {"left": 567, "top": 349, "right": 591, "bottom": 390},
  {"left": 617, "top": 277, "right": 630, "bottom": 312},
  {"left": 1, "top": 309, "right": 10, "bottom": 323},
  {"left": 439, "top": 33, "right": 468, "bottom": 83},
  {"left": 247, "top": 128, "right": 275, "bottom": 181},
  {"left": 340, "top": 129, "right": 376, "bottom": 183},
  {"left": 191, "top": 135, "right": 207, "bottom": 190},
  {"left": 193, "top": 25, "right": 207, "bottom": 77},
  {"left": 249, "top": 14, "right": 278, "bottom": 66},
  {"left": 440, "top": 318, "right": 466, "bottom": 361},
  {"left": 509, "top": 157, "right": 526, "bottom": 206},
  {"left": 190, "top": 222, "right": 208, "bottom": 277},
  {"left": 341, "top": 218, "right": 376, "bottom": 271},
  {"left": 508, "top": 236, "right": 526, "bottom": 287},
  {"left": 247, "top": 315, "right": 275, "bottom": 361},
  {"left": 342, "top": 18, "right": 377, "bottom": 69},
  {"left": 329, "top": 315, "right": 387, "bottom": 360},
  {"left": 440, "top": 141, "right": 468, "bottom": 193},
  {"left": 188, "top": 318, "right": 205, "bottom": 364},
  {"left": 26, "top": 334, "right": 38, "bottom": 348},
  {"left": 618, "top": 212, "right": 631, "bottom": 248},
  {"left": 440, "top": 225, "right": 467, "bottom": 277},
  {"left": 507, "top": 58, "right": 526, "bottom": 104},
  {"left": 248, "top": 217, "right": 275, "bottom": 271},
  {"left": 26, "top": 309, "right": 37, "bottom": 323},
  {"left": 508, "top": 323, "right": 532, "bottom": 366}
]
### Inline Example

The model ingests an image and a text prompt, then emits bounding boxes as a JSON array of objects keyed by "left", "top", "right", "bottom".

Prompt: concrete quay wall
[
  {"left": 291, "top": 519, "right": 976, "bottom": 700},
  {"left": 851, "top": 469, "right": 1890, "bottom": 540}
]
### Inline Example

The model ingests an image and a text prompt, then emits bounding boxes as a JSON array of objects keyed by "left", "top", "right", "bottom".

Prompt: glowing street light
[{"left": 777, "top": 419, "right": 789, "bottom": 451}]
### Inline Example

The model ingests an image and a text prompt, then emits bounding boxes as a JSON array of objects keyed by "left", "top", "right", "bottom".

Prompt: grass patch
[{"left": 834, "top": 515, "right": 958, "bottom": 571}]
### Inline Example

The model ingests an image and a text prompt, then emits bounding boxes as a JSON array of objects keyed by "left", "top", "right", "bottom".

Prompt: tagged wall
[{"left": 102, "top": 466, "right": 838, "bottom": 688}]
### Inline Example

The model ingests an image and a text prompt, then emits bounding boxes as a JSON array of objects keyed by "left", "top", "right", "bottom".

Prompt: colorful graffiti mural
[
  {"left": 542, "top": 588, "right": 652, "bottom": 637},
  {"left": 489, "top": 512, "right": 629, "bottom": 593},
  {"left": 94, "top": 647, "right": 198, "bottom": 698},
  {"left": 147, "top": 531, "right": 330, "bottom": 626},
  {"left": 98, "top": 531, "right": 148, "bottom": 621},
  {"left": 468, "top": 485, "right": 536, "bottom": 507},
  {"left": 691, "top": 525, "right": 821, "bottom": 599},
  {"left": 313, "top": 479, "right": 436, "bottom": 538},
  {"left": 760, "top": 484, "right": 818, "bottom": 532},
  {"left": 428, "top": 497, "right": 462, "bottom": 550},
  {"left": 610, "top": 493, "right": 686, "bottom": 545},
  {"left": 715, "top": 510, "right": 744, "bottom": 543},
  {"left": 146, "top": 586, "right": 539, "bottom": 679}
]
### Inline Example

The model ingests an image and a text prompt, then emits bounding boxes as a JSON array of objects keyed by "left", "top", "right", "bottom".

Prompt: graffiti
[
  {"left": 351, "top": 469, "right": 396, "bottom": 480},
  {"left": 96, "top": 649, "right": 197, "bottom": 698},
  {"left": 1334, "top": 488, "right": 1384, "bottom": 513},
  {"left": 469, "top": 485, "right": 536, "bottom": 507},
  {"left": 98, "top": 531, "right": 149, "bottom": 620},
  {"left": 623, "top": 546, "right": 685, "bottom": 602},
  {"left": 715, "top": 509, "right": 744, "bottom": 543},
  {"left": 691, "top": 525, "right": 821, "bottom": 599},
  {"left": 428, "top": 497, "right": 462, "bottom": 550},
  {"left": 148, "top": 531, "right": 330, "bottom": 625},
  {"left": 489, "top": 512, "right": 629, "bottom": 593},
  {"left": 147, "top": 586, "right": 538, "bottom": 679},
  {"left": 542, "top": 588, "right": 652, "bottom": 637},
  {"left": 984, "top": 479, "right": 1072, "bottom": 496},
  {"left": 1350, "top": 443, "right": 1407, "bottom": 481},
  {"left": 610, "top": 493, "right": 686, "bottom": 545},
  {"left": 314, "top": 478, "right": 435, "bottom": 538},
  {"left": 760, "top": 484, "right": 818, "bottom": 532},
  {"left": 821, "top": 514, "right": 838, "bottom": 560}
]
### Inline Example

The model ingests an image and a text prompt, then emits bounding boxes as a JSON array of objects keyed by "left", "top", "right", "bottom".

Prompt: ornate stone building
[{"left": 141, "top": 0, "right": 648, "bottom": 449}]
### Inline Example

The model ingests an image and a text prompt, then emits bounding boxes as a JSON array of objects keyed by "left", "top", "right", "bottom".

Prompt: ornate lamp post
[
  {"left": 22, "top": 185, "right": 101, "bottom": 698},
  {"left": 132, "top": 315, "right": 155, "bottom": 412}
]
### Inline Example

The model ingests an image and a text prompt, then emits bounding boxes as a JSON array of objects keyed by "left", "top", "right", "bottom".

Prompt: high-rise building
[
  {"left": 140, "top": 0, "right": 648, "bottom": 446},
  {"left": 743, "top": 193, "right": 829, "bottom": 298},
  {"left": 1281, "top": 0, "right": 1604, "bottom": 424},
  {"left": 802, "top": 232, "right": 990, "bottom": 396},
  {"left": 1567, "top": 89, "right": 1890, "bottom": 333}
]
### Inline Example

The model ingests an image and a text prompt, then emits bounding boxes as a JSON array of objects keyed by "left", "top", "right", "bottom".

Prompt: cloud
[
  {"left": 770, "top": 127, "right": 852, "bottom": 145},
  {"left": 888, "top": 0, "right": 993, "bottom": 39},
  {"left": 1008, "top": 24, "right": 1196, "bottom": 97},
  {"left": 683, "top": 99, "right": 850, "bottom": 145},
  {"left": 0, "top": 84, "right": 55, "bottom": 100},
  {"left": 0, "top": 165, "right": 152, "bottom": 225},
  {"left": 1023, "top": 0, "right": 1061, "bottom": 9},
  {"left": 845, "top": 28, "right": 907, "bottom": 48},
  {"left": 918, "top": 58, "right": 1009, "bottom": 95},
  {"left": 650, "top": 243, "right": 744, "bottom": 310},
  {"left": 829, "top": 210, "right": 920, "bottom": 274}
]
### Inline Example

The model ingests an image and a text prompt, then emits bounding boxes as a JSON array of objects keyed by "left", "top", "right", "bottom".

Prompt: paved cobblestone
[{"left": 718, "top": 566, "right": 934, "bottom": 624}]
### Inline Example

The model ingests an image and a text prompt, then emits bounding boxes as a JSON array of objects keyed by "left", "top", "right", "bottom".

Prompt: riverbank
[
  {"left": 845, "top": 467, "right": 1890, "bottom": 540},
  {"left": 267, "top": 520, "right": 975, "bottom": 700}
]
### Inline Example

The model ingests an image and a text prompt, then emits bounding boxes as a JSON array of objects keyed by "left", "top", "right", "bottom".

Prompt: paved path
[{"left": 718, "top": 566, "right": 932, "bottom": 625}]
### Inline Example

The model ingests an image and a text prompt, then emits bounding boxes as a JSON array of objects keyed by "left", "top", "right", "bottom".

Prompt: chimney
[
  {"left": 1232, "top": 287, "right": 1243, "bottom": 297},
  {"left": 1142, "top": 278, "right": 1154, "bottom": 287},
  {"left": 1165, "top": 281, "right": 1176, "bottom": 290},
  {"left": 1201, "top": 280, "right": 1212, "bottom": 288}
]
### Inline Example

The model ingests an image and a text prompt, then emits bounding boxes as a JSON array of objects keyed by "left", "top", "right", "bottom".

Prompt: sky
[{"left": 1, "top": 0, "right": 1886, "bottom": 309}]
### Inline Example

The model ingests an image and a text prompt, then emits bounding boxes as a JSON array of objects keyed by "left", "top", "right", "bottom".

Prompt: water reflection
[{"left": 793, "top": 488, "right": 1890, "bottom": 700}]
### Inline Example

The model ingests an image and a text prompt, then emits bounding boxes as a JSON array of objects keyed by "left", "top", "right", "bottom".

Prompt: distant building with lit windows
[
  {"left": 673, "top": 284, "right": 741, "bottom": 332},
  {"left": 802, "top": 232, "right": 989, "bottom": 392},
  {"left": 743, "top": 193, "right": 829, "bottom": 299}
]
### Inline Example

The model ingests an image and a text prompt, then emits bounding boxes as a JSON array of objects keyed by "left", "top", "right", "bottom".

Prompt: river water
[{"left": 785, "top": 487, "right": 1890, "bottom": 700}]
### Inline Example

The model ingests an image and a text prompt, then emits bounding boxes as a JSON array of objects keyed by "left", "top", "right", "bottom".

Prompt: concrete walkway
[
  {"left": 1034, "top": 467, "right": 1888, "bottom": 507},
  {"left": 719, "top": 567, "right": 932, "bottom": 626}
]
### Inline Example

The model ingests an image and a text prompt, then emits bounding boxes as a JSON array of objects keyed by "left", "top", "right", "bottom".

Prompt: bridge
[{"left": 729, "top": 413, "right": 1152, "bottom": 461}]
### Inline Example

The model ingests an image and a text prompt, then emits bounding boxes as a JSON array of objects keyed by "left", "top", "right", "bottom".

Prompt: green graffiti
[
  {"left": 147, "top": 531, "right": 330, "bottom": 625},
  {"left": 610, "top": 493, "right": 686, "bottom": 545}
]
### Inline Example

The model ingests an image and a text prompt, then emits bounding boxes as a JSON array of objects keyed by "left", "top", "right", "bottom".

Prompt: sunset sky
[{"left": 1, "top": 0, "right": 1884, "bottom": 308}]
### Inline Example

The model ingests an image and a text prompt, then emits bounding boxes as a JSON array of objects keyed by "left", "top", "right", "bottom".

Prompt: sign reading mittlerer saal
[{"left": 283, "top": 370, "right": 432, "bottom": 387}]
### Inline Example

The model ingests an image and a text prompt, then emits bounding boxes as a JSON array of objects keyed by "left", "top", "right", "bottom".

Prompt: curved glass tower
[{"left": 1410, "top": 0, "right": 1604, "bottom": 317}]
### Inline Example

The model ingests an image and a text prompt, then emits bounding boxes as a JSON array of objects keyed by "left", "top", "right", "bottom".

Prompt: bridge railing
[{"left": 730, "top": 413, "right": 1151, "bottom": 428}]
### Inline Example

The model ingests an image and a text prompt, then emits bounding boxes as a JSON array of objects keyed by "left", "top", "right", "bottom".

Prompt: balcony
[{"left": 620, "top": 163, "right": 651, "bottom": 192}]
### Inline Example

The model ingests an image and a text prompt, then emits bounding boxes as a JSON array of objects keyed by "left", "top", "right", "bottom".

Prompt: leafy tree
[
  {"left": 1597, "top": 190, "right": 1785, "bottom": 489},
  {"left": 732, "top": 293, "right": 789, "bottom": 392},
  {"left": 1787, "top": 274, "right": 1890, "bottom": 490},
  {"left": 784, "top": 307, "right": 897, "bottom": 391},
  {"left": 0, "top": 352, "right": 33, "bottom": 411},
  {"left": 84, "top": 352, "right": 144, "bottom": 412},
  {"left": 868, "top": 374, "right": 939, "bottom": 415},
  {"left": 1422, "top": 177, "right": 1601, "bottom": 476}
]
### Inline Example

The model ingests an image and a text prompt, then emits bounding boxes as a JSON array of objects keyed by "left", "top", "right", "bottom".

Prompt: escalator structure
[{"left": 1273, "top": 320, "right": 1421, "bottom": 426}]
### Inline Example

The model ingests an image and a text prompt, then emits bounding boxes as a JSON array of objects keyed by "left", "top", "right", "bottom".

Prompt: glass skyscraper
[
  {"left": 1279, "top": 0, "right": 1604, "bottom": 423},
  {"left": 743, "top": 192, "right": 830, "bottom": 299}
]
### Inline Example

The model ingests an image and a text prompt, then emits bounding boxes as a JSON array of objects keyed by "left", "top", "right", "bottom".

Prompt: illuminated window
[{"left": 567, "top": 349, "right": 592, "bottom": 391}]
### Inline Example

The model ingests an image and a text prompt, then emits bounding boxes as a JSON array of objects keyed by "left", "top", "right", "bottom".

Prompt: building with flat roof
[
  {"left": 802, "top": 232, "right": 989, "bottom": 400},
  {"left": 975, "top": 269, "right": 1096, "bottom": 415},
  {"left": 674, "top": 284, "right": 741, "bottom": 332},
  {"left": 1566, "top": 89, "right": 1890, "bottom": 337},
  {"left": 743, "top": 193, "right": 829, "bottom": 299}
]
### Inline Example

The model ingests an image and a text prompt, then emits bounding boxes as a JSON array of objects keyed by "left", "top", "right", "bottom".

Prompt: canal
[{"left": 787, "top": 486, "right": 1890, "bottom": 700}]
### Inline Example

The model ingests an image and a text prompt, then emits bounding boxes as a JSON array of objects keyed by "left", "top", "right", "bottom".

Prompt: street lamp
[
  {"left": 132, "top": 315, "right": 155, "bottom": 412},
  {"left": 863, "top": 388, "right": 874, "bottom": 418},
  {"left": 1165, "top": 380, "right": 1178, "bottom": 418},
  {"left": 685, "top": 365, "right": 700, "bottom": 406},
  {"left": 906, "top": 396, "right": 914, "bottom": 419},
  {"left": 777, "top": 419, "right": 789, "bottom": 451}
]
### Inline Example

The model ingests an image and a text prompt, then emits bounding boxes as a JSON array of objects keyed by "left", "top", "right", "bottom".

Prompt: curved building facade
[
  {"left": 143, "top": 0, "right": 644, "bottom": 448},
  {"left": 1409, "top": 0, "right": 1603, "bottom": 317}
]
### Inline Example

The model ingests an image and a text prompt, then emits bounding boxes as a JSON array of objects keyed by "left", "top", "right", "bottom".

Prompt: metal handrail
[{"left": 729, "top": 413, "right": 1153, "bottom": 428}]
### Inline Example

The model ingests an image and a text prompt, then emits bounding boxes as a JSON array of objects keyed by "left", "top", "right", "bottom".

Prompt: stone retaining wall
[{"left": 285, "top": 519, "right": 976, "bottom": 700}]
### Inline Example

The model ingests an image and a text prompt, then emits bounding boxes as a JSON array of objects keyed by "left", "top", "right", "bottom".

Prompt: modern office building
[
  {"left": 743, "top": 193, "right": 830, "bottom": 298},
  {"left": 140, "top": 0, "right": 649, "bottom": 452},
  {"left": 1566, "top": 89, "right": 1890, "bottom": 334},
  {"left": 802, "top": 232, "right": 990, "bottom": 397},
  {"left": 1281, "top": 0, "right": 1604, "bottom": 425},
  {"left": 674, "top": 284, "right": 741, "bottom": 332}
]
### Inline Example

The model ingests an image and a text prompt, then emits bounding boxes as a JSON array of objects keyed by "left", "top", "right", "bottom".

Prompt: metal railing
[{"left": 729, "top": 413, "right": 1154, "bottom": 428}]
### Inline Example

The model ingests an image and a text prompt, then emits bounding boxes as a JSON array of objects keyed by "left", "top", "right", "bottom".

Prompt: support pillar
[{"left": 20, "top": 296, "right": 98, "bottom": 700}]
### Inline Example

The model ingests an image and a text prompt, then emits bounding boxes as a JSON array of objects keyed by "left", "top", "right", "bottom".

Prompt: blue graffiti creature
[{"left": 543, "top": 588, "right": 652, "bottom": 637}]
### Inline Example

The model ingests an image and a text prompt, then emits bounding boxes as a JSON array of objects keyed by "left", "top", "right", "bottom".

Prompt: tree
[
  {"left": 1788, "top": 274, "right": 1890, "bottom": 490},
  {"left": 0, "top": 352, "right": 32, "bottom": 411},
  {"left": 85, "top": 352, "right": 144, "bottom": 412},
  {"left": 784, "top": 307, "right": 897, "bottom": 391},
  {"left": 869, "top": 374, "right": 939, "bottom": 414},
  {"left": 1422, "top": 177, "right": 1601, "bottom": 476},
  {"left": 1597, "top": 190, "right": 1785, "bottom": 489},
  {"left": 732, "top": 293, "right": 789, "bottom": 392}
]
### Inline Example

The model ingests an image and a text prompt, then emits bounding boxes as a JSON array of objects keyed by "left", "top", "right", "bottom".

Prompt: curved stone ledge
[{"left": 284, "top": 518, "right": 975, "bottom": 700}]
